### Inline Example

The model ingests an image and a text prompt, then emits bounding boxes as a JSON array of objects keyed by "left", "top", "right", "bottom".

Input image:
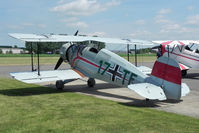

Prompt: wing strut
[
  {"left": 135, "top": 44, "right": 137, "bottom": 67},
  {"left": 30, "top": 42, "right": 35, "bottom": 72},
  {"left": 37, "top": 43, "right": 40, "bottom": 76},
  {"left": 127, "top": 44, "right": 130, "bottom": 61}
]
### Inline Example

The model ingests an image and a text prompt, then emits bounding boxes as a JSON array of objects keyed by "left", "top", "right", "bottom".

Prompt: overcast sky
[{"left": 1, "top": 0, "right": 199, "bottom": 47}]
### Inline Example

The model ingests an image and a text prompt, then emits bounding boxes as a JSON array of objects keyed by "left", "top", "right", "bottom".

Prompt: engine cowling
[{"left": 60, "top": 43, "right": 72, "bottom": 62}]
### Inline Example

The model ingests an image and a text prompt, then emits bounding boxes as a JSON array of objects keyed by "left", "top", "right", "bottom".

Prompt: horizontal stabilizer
[
  {"left": 128, "top": 83, "right": 166, "bottom": 100},
  {"left": 136, "top": 66, "right": 152, "bottom": 75},
  {"left": 181, "top": 83, "right": 190, "bottom": 97},
  {"left": 10, "top": 69, "right": 83, "bottom": 83}
]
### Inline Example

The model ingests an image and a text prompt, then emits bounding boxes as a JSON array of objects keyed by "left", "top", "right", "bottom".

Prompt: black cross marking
[{"left": 107, "top": 64, "right": 123, "bottom": 81}]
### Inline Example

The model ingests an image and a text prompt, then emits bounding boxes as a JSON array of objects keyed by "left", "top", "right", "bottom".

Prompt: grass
[
  {"left": 0, "top": 78, "right": 199, "bottom": 133},
  {"left": 0, "top": 54, "right": 60, "bottom": 57},
  {"left": 0, "top": 57, "right": 60, "bottom": 66},
  {"left": 0, "top": 54, "right": 156, "bottom": 66}
]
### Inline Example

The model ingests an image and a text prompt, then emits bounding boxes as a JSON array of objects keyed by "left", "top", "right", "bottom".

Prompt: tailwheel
[
  {"left": 181, "top": 70, "right": 187, "bottom": 77},
  {"left": 87, "top": 78, "right": 95, "bottom": 87},
  {"left": 56, "top": 80, "right": 64, "bottom": 90}
]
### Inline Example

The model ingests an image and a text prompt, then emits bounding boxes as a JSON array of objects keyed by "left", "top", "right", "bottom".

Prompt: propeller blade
[
  {"left": 54, "top": 57, "right": 63, "bottom": 70},
  {"left": 74, "top": 30, "right": 79, "bottom": 36},
  {"left": 152, "top": 45, "right": 161, "bottom": 49}
]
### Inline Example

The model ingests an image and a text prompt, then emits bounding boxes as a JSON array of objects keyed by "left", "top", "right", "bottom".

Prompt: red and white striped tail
[{"left": 150, "top": 56, "right": 182, "bottom": 100}]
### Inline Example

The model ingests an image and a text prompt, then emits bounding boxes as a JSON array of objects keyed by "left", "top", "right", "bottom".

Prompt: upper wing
[
  {"left": 9, "top": 33, "right": 154, "bottom": 45},
  {"left": 128, "top": 83, "right": 166, "bottom": 100},
  {"left": 10, "top": 69, "right": 85, "bottom": 83},
  {"left": 152, "top": 40, "right": 199, "bottom": 46}
]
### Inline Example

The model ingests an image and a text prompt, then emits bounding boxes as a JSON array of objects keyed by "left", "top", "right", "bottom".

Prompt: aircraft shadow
[
  {"left": 184, "top": 73, "right": 199, "bottom": 79},
  {"left": 0, "top": 82, "right": 180, "bottom": 107},
  {"left": 0, "top": 86, "right": 62, "bottom": 96}
]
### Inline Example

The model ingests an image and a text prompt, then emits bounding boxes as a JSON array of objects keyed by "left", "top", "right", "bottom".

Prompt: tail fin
[{"left": 148, "top": 56, "right": 182, "bottom": 100}]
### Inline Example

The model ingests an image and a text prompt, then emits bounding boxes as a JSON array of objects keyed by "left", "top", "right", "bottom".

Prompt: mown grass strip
[{"left": 0, "top": 78, "right": 198, "bottom": 133}]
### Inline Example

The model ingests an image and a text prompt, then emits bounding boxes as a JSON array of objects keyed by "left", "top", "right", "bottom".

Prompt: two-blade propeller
[{"left": 54, "top": 30, "right": 79, "bottom": 70}]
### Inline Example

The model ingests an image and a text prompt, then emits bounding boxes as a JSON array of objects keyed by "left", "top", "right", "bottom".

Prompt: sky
[{"left": 1, "top": 0, "right": 199, "bottom": 47}]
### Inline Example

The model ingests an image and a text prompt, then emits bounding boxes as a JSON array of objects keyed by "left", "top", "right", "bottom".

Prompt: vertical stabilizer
[{"left": 148, "top": 56, "right": 182, "bottom": 100}]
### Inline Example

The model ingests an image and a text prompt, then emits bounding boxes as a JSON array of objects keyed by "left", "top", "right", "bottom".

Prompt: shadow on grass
[
  {"left": 0, "top": 81, "right": 181, "bottom": 107},
  {"left": 0, "top": 86, "right": 63, "bottom": 96},
  {"left": 119, "top": 99, "right": 182, "bottom": 108}
]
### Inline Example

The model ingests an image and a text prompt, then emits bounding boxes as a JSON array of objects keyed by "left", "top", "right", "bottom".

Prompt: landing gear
[
  {"left": 87, "top": 78, "right": 95, "bottom": 87},
  {"left": 56, "top": 80, "right": 64, "bottom": 90},
  {"left": 181, "top": 70, "right": 187, "bottom": 77}
]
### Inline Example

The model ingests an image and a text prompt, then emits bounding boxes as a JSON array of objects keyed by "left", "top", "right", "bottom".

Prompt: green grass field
[
  {"left": 0, "top": 78, "right": 199, "bottom": 133},
  {"left": 0, "top": 54, "right": 156, "bottom": 66},
  {"left": 0, "top": 57, "right": 60, "bottom": 66}
]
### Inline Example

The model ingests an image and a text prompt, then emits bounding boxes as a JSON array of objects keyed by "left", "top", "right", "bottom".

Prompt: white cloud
[
  {"left": 66, "top": 21, "right": 88, "bottom": 28},
  {"left": 7, "top": 25, "right": 23, "bottom": 30},
  {"left": 135, "top": 20, "right": 145, "bottom": 25},
  {"left": 87, "top": 31, "right": 107, "bottom": 37},
  {"left": 50, "top": 0, "right": 120, "bottom": 16},
  {"left": 155, "top": 15, "right": 173, "bottom": 24},
  {"left": 186, "top": 14, "right": 199, "bottom": 26},
  {"left": 158, "top": 8, "right": 172, "bottom": 14},
  {"left": 129, "top": 30, "right": 151, "bottom": 38},
  {"left": 62, "top": 17, "right": 78, "bottom": 22},
  {"left": 38, "top": 24, "right": 46, "bottom": 28},
  {"left": 23, "top": 22, "right": 34, "bottom": 27},
  {"left": 187, "top": 6, "right": 194, "bottom": 11}
]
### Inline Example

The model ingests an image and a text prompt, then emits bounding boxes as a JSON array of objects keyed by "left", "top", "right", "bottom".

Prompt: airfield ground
[
  {"left": 0, "top": 60, "right": 199, "bottom": 119},
  {"left": 0, "top": 55, "right": 199, "bottom": 132}
]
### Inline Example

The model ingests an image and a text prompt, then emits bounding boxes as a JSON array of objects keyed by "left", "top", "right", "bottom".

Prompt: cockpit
[{"left": 184, "top": 43, "right": 199, "bottom": 54}]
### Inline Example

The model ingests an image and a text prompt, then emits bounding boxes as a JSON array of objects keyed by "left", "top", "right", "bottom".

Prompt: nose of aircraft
[{"left": 54, "top": 43, "right": 71, "bottom": 70}]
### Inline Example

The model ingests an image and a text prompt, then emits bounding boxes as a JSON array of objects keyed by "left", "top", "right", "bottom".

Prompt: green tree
[{"left": 25, "top": 42, "right": 65, "bottom": 54}]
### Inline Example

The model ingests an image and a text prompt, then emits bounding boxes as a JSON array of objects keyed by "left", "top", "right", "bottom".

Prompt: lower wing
[
  {"left": 136, "top": 66, "right": 152, "bottom": 75},
  {"left": 10, "top": 69, "right": 85, "bottom": 83}
]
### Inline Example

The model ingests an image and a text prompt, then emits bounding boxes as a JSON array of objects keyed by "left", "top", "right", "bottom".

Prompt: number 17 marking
[{"left": 98, "top": 60, "right": 110, "bottom": 75}]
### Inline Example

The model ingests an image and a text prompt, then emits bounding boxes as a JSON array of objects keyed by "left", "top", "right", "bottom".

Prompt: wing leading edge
[{"left": 9, "top": 33, "right": 154, "bottom": 45}]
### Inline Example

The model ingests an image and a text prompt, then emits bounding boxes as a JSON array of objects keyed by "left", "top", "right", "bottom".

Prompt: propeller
[
  {"left": 74, "top": 30, "right": 78, "bottom": 36},
  {"left": 54, "top": 57, "right": 63, "bottom": 70},
  {"left": 151, "top": 45, "right": 161, "bottom": 49}
]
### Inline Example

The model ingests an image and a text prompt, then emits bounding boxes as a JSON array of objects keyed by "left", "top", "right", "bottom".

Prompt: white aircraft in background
[
  {"left": 152, "top": 40, "right": 199, "bottom": 76},
  {"left": 8, "top": 33, "right": 190, "bottom": 101}
]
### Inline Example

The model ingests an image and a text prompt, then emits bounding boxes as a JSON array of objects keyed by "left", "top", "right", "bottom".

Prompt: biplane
[{"left": 9, "top": 33, "right": 190, "bottom": 100}]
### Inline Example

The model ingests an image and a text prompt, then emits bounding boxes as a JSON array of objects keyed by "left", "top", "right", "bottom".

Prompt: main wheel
[
  {"left": 181, "top": 70, "right": 187, "bottom": 77},
  {"left": 56, "top": 80, "right": 64, "bottom": 90},
  {"left": 87, "top": 78, "right": 95, "bottom": 87}
]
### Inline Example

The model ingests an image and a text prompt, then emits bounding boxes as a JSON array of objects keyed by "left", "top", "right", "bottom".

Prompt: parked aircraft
[
  {"left": 9, "top": 33, "right": 190, "bottom": 101},
  {"left": 152, "top": 40, "right": 199, "bottom": 76}
]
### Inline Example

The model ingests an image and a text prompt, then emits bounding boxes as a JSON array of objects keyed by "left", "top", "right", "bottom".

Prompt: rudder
[{"left": 148, "top": 56, "right": 182, "bottom": 100}]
